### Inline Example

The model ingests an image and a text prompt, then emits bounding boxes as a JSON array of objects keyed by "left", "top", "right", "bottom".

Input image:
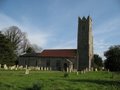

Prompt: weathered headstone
[
  {"left": 83, "top": 69, "right": 86, "bottom": 73},
  {"left": 46, "top": 67, "right": 48, "bottom": 70},
  {"left": 67, "top": 67, "right": 69, "bottom": 72},
  {"left": 10, "top": 65, "right": 16, "bottom": 70},
  {"left": 102, "top": 67, "right": 104, "bottom": 71},
  {"left": 4, "top": 64, "right": 8, "bottom": 70},
  {"left": 25, "top": 65, "right": 29, "bottom": 74},
  {"left": 0, "top": 64, "right": 1, "bottom": 69},
  {"left": 19, "top": 65, "right": 23, "bottom": 70},
  {"left": 95, "top": 68, "right": 97, "bottom": 71},
  {"left": 76, "top": 71, "right": 79, "bottom": 75},
  {"left": 81, "top": 70, "right": 83, "bottom": 74},
  {"left": 85, "top": 68, "right": 88, "bottom": 72},
  {"left": 36, "top": 66, "right": 40, "bottom": 70},
  {"left": 15, "top": 65, "right": 18, "bottom": 70},
  {"left": 91, "top": 67, "right": 94, "bottom": 71},
  {"left": 49, "top": 67, "right": 51, "bottom": 71},
  {"left": 44, "top": 67, "right": 46, "bottom": 71},
  {"left": 25, "top": 69, "right": 29, "bottom": 74},
  {"left": 41, "top": 67, "right": 43, "bottom": 70}
]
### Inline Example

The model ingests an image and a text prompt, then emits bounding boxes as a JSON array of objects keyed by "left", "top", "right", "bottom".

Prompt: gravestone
[
  {"left": 83, "top": 69, "right": 86, "bottom": 73},
  {"left": 91, "top": 67, "right": 94, "bottom": 71},
  {"left": 25, "top": 65, "right": 29, "bottom": 74},
  {"left": 36, "top": 66, "right": 40, "bottom": 70},
  {"left": 95, "top": 68, "right": 98, "bottom": 71},
  {"left": 49, "top": 67, "right": 51, "bottom": 71},
  {"left": 76, "top": 71, "right": 79, "bottom": 75},
  {"left": 15, "top": 65, "right": 18, "bottom": 70},
  {"left": 44, "top": 67, "right": 46, "bottom": 71},
  {"left": 10, "top": 65, "right": 16, "bottom": 70},
  {"left": 46, "top": 67, "right": 48, "bottom": 70},
  {"left": 41, "top": 67, "right": 43, "bottom": 70},
  {"left": 19, "top": 66, "right": 23, "bottom": 70},
  {"left": 4, "top": 64, "right": 8, "bottom": 70},
  {"left": 81, "top": 71, "right": 83, "bottom": 74}
]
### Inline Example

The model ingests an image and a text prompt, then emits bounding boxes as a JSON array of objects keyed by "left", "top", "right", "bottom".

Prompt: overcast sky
[{"left": 0, "top": 0, "right": 120, "bottom": 59}]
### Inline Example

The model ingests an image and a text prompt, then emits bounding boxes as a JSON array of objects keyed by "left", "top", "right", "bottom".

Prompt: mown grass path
[{"left": 0, "top": 70, "right": 120, "bottom": 90}]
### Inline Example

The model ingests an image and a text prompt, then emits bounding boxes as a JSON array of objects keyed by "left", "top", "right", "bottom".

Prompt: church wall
[
  {"left": 28, "top": 57, "right": 37, "bottom": 66},
  {"left": 18, "top": 56, "right": 77, "bottom": 71},
  {"left": 18, "top": 57, "right": 25, "bottom": 66}
]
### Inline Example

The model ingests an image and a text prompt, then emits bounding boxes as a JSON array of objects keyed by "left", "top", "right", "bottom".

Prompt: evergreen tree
[
  {"left": 93, "top": 54, "right": 103, "bottom": 69},
  {"left": 0, "top": 31, "right": 16, "bottom": 65},
  {"left": 26, "top": 47, "right": 35, "bottom": 53},
  {"left": 104, "top": 45, "right": 120, "bottom": 71}
]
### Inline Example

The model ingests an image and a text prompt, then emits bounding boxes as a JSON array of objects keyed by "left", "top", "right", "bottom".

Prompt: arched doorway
[{"left": 63, "top": 63, "right": 68, "bottom": 72}]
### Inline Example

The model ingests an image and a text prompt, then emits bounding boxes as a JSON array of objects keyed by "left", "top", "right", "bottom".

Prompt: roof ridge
[{"left": 43, "top": 49, "right": 77, "bottom": 51}]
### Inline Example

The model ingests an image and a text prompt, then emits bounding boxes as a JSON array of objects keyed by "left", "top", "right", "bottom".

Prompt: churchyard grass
[{"left": 0, "top": 70, "right": 120, "bottom": 90}]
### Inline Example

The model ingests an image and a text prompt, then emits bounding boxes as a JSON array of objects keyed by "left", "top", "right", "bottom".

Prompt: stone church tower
[{"left": 77, "top": 16, "right": 93, "bottom": 71}]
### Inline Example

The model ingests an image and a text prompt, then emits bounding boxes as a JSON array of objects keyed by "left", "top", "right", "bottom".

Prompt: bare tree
[
  {"left": 3, "top": 26, "right": 30, "bottom": 55},
  {"left": 32, "top": 44, "right": 42, "bottom": 52}
]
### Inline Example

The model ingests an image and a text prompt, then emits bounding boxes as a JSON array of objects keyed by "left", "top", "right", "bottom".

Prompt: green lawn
[{"left": 0, "top": 70, "right": 120, "bottom": 90}]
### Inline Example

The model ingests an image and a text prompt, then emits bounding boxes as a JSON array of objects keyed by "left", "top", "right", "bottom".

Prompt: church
[{"left": 18, "top": 16, "right": 94, "bottom": 71}]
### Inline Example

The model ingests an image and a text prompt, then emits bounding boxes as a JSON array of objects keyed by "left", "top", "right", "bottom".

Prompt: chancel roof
[
  {"left": 40, "top": 49, "right": 77, "bottom": 58},
  {"left": 20, "top": 49, "right": 77, "bottom": 58}
]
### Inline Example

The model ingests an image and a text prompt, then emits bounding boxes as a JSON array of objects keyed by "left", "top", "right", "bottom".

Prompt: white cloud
[
  {"left": 50, "top": 40, "right": 76, "bottom": 49},
  {"left": 28, "top": 32, "right": 51, "bottom": 47},
  {"left": 0, "top": 13, "right": 19, "bottom": 29},
  {"left": 94, "top": 39, "right": 111, "bottom": 59},
  {"left": 0, "top": 13, "right": 52, "bottom": 48},
  {"left": 94, "top": 16, "right": 120, "bottom": 36},
  {"left": 93, "top": 16, "right": 120, "bottom": 59}
]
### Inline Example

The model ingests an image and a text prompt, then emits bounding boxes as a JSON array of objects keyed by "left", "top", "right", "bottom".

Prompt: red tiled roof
[{"left": 40, "top": 49, "right": 77, "bottom": 58}]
